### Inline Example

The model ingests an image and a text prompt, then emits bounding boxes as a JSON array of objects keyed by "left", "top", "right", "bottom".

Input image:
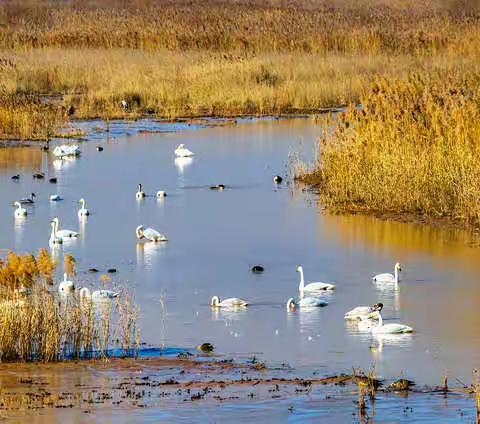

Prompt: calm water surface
[{"left": 1, "top": 118, "right": 479, "bottom": 387}]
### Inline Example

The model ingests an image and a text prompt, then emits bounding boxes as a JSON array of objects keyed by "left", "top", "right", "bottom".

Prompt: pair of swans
[
  {"left": 14, "top": 202, "right": 27, "bottom": 217},
  {"left": 58, "top": 274, "right": 118, "bottom": 300},
  {"left": 136, "top": 184, "right": 167, "bottom": 199},
  {"left": 344, "top": 303, "right": 383, "bottom": 320},
  {"left": 52, "top": 144, "right": 80, "bottom": 158},
  {"left": 358, "top": 310, "right": 413, "bottom": 334},
  {"left": 50, "top": 217, "right": 78, "bottom": 245},
  {"left": 174, "top": 144, "right": 194, "bottom": 158},
  {"left": 136, "top": 225, "right": 167, "bottom": 242}
]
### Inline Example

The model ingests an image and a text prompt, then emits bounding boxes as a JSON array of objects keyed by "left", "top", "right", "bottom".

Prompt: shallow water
[{"left": 1, "top": 117, "right": 480, "bottom": 390}]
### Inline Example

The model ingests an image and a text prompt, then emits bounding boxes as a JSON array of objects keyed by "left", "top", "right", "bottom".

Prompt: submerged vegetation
[
  {"left": 1, "top": 0, "right": 480, "bottom": 139},
  {"left": 0, "top": 250, "right": 139, "bottom": 362},
  {"left": 301, "top": 68, "right": 480, "bottom": 228}
]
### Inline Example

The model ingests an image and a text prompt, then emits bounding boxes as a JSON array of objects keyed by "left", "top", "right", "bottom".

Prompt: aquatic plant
[
  {"left": 301, "top": 67, "right": 480, "bottom": 228},
  {"left": 0, "top": 250, "right": 139, "bottom": 362},
  {"left": 0, "top": 1, "right": 480, "bottom": 140}
]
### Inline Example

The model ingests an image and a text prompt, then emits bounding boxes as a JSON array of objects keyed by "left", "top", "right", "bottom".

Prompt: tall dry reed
[{"left": 302, "top": 67, "right": 480, "bottom": 227}]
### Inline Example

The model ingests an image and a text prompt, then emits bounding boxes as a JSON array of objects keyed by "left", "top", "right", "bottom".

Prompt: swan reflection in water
[
  {"left": 174, "top": 156, "right": 193, "bottom": 175},
  {"left": 136, "top": 241, "right": 166, "bottom": 268},
  {"left": 13, "top": 214, "right": 26, "bottom": 244},
  {"left": 369, "top": 333, "right": 414, "bottom": 359},
  {"left": 52, "top": 156, "right": 77, "bottom": 171}
]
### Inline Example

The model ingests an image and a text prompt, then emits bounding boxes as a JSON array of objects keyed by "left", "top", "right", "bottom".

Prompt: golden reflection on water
[
  {"left": 0, "top": 147, "right": 43, "bottom": 172},
  {"left": 321, "top": 213, "right": 477, "bottom": 260}
]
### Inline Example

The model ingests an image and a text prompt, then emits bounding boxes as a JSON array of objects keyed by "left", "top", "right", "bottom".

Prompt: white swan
[
  {"left": 49, "top": 220, "right": 63, "bottom": 245},
  {"left": 297, "top": 265, "right": 336, "bottom": 294},
  {"left": 373, "top": 262, "right": 401, "bottom": 284},
  {"left": 53, "top": 217, "right": 79, "bottom": 240},
  {"left": 53, "top": 144, "right": 80, "bottom": 158},
  {"left": 287, "top": 297, "right": 328, "bottom": 310},
  {"left": 14, "top": 201, "right": 27, "bottom": 217},
  {"left": 136, "top": 184, "right": 145, "bottom": 200},
  {"left": 136, "top": 225, "right": 167, "bottom": 242},
  {"left": 58, "top": 273, "right": 74, "bottom": 295},
  {"left": 359, "top": 310, "right": 413, "bottom": 334},
  {"left": 49, "top": 194, "right": 63, "bottom": 201},
  {"left": 80, "top": 287, "right": 119, "bottom": 301},
  {"left": 78, "top": 198, "right": 89, "bottom": 217},
  {"left": 344, "top": 303, "right": 383, "bottom": 320},
  {"left": 156, "top": 190, "right": 167, "bottom": 198},
  {"left": 210, "top": 296, "right": 248, "bottom": 308},
  {"left": 174, "top": 144, "right": 194, "bottom": 157}
]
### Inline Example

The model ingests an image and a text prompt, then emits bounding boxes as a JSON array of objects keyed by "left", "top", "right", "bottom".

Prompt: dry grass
[
  {"left": 0, "top": 250, "right": 139, "bottom": 362},
  {"left": 301, "top": 67, "right": 480, "bottom": 227},
  {"left": 0, "top": 0, "right": 479, "bottom": 140}
]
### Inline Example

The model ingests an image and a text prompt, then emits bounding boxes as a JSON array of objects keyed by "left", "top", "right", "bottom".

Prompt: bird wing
[
  {"left": 222, "top": 298, "right": 247, "bottom": 307},
  {"left": 305, "top": 282, "right": 336, "bottom": 291},
  {"left": 144, "top": 228, "right": 161, "bottom": 240},
  {"left": 373, "top": 273, "right": 394, "bottom": 282}
]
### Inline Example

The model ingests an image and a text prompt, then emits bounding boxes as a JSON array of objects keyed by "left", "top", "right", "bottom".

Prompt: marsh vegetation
[{"left": 1, "top": 0, "right": 480, "bottom": 139}]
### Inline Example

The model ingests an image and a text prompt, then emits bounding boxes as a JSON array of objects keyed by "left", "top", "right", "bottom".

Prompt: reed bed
[
  {"left": 0, "top": 0, "right": 479, "bottom": 140},
  {"left": 301, "top": 67, "right": 480, "bottom": 228},
  {"left": 0, "top": 250, "right": 139, "bottom": 362}
]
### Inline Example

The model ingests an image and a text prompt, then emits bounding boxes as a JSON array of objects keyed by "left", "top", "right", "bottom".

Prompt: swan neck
[
  {"left": 298, "top": 268, "right": 304, "bottom": 291},
  {"left": 394, "top": 267, "right": 399, "bottom": 283},
  {"left": 377, "top": 311, "right": 383, "bottom": 326}
]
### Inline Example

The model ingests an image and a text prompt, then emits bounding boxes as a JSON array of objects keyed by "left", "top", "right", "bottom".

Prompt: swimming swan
[
  {"left": 49, "top": 194, "right": 63, "bottom": 201},
  {"left": 49, "top": 220, "right": 63, "bottom": 245},
  {"left": 78, "top": 198, "right": 90, "bottom": 217},
  {"left": 210, "top": 296, "right": 248, "bottom": 308},
  {"left": 136, "top": 225, "right": 167, "bottom": 242},
  {"left": 287, "top": 297, "right": 328, "bottom": 310},
  {"left": 373, "top": 262, "right": 401, "bottom": 284},
  {"left": 359, "top": 310, "right": 413, "bottom": 334},
  {"left": 174, "top": 144, "right": 194, "bottom": 157},
  {"left": 52, "top": 217, "right": 79, "bottom": 240},
  {"left": 297, "top": 265, "right": 336, "bottom": 294},
  {"left": 344, "top": 303, "right": 383, "bottom": 320},
  {"left": 14, "top": 201, "right": 27, "bottom": 217},
  {"left": 136, "top": 184, "right": 146, "bottom": 200},
  {"left": 58, "top": 273, "right": 74, "bottom": 295},
  {"left": 80, "top": 287, "right": 119, "bottom": 301}
]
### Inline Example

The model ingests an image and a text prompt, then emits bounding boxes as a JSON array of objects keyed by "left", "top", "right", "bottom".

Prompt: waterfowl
[
  {"left": 49, "top": 194, "right": 63, "bottom": 201},
  {"left": 11, "top": 174, "right": 20, "bottom": 181},
  {"left": 14, "top": 201, "right": 27, "bottom": 217},
  {"left": 107, "top": 268, "right": 117, "bottom": 273},
  {"left": 136, "top": 184, "right": 146, "bottom": 200},
  {"left": 120, "top": 99, "right": 128, "bottom": 111},
  {"left": 88, "top": 268, "right": 99, "bottom": 273},
  {"left": 52, "top": 217, "right": 79, "bottom": 240},
  {"left": 210, "top": 296, "right": 248, "bottom": 308},
  {"left": 58, "top": 273, "right": 74, "bottom": 295},
  {"left": 296, "top": 265, "right": 336, "bottom": 294},
  {"left": 359, "top": 311, "right": 413, "bottom": 334},
  {"left": 41, "top": 140, "right": 49, "bottom": 151},
  {"left": 49, "top": 220, "right": 63, "bottom": 245},
  {"left": 78, "top": 198, "right": 89, "bottom": 217},
  {"left": 136, "top": 225, "right": 167, "bottom": 242},
  {"left": 96, "top": 146, "right": 104, "bottom": 152},
  {"left": 49, "top": 177, "right": 57, "bottom": 184},
  {"left": 52, "top": 145, "right": 80, "bottom": 158},
  {"left": 344, "top": 303, "right": 383, "bottom": 320},
  {"left": 273, "top": 175, "right": 283, "bottom": 184},
  {"left": 373, "top": 262, "right": 401, "bottom": 284},
  {"left": 197, "top": 343, "right": 214, "bottom": 352},
  {"left": 33, "top": 172, "right": 45, "bottom": 179},
  {"left": 251, "top": 265, "right": 264, "bottom": 274},
  {"left": 210, "top": 184, "right": 225, "bottom": 191},
  {"left": 19, "top": 193, "right": 36, "bottom": 204},
  {"left": 287, "top": 297, "right": 328, "bottom": 310},
  {"left": 156, "top": 190, "right": 167, "bottom": 198},
  {"left": 80, "top": 287, "right": 119, "bottom": 301},
  {"left": 174, "top": 144, "right": 194, "bottom": 157}
]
